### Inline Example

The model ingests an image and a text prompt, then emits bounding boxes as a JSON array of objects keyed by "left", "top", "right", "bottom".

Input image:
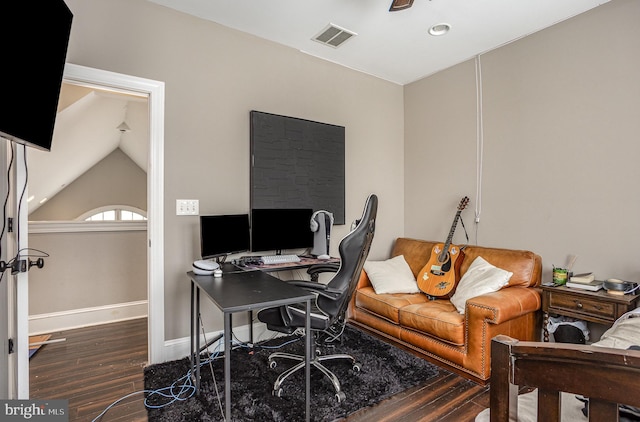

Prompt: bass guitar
[{"left": 417, "top": 196, "right": 469, "bottom": 298}]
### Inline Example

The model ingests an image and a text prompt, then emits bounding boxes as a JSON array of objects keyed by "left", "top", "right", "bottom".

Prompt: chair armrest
[
  {"left": 466, "top": 286, "right": 541, "bottom": 325},
  {"left": 306, "top": 263, "right": 340, "bottom": 282},
  {"left": 288, "top": 279, "right": 345, "bottom": 300},
  {"left": 288, "top": 280, "right": 328, "bottom": 290}
]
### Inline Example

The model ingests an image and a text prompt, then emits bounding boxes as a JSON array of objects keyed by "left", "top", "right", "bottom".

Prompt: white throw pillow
[
  {"left": 364, "top": 255, "right": 420, "bottom": 294},
  {"left": 450, "top": 256, "right": 512, "bottom": 314}
]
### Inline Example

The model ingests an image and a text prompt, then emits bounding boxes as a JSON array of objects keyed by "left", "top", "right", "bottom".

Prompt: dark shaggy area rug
[{"left": 144, "top": 325, "right": 440, "bottom": 421}]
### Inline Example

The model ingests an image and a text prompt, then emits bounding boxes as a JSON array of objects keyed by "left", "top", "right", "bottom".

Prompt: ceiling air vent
[{"left": 312, "top": 24, "right": 356, "bottom": 48}]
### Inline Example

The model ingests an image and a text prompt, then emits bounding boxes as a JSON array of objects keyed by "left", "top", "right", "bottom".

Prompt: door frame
[
  {"left": 1, "top": 143, "right": 28, "bottom": 398},
  {"left": 61, "top": 64, "right": 166, "bottom": 364},
  {"left": 8, "top": 64, "right": 165, "bottom": 397}
]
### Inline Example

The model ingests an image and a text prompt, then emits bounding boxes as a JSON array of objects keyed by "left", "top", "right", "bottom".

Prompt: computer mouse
[
  {"left": 213, "top": 269, "right": 223, "bottom": 277},
  {"left": 318, "top": 254, "right": 331, "bottom": 260}
]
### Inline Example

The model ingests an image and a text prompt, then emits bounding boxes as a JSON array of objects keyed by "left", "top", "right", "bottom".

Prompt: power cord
[
  {"left": 92, "top": 342, "right": 224, "bottom": 421},
  {"left": 0, "top": 143, "right": 14, "bottom": 284},
  {"left": 200, "top": 316, "right": 225, "bottom": 419},
  {"left": 92, "top": 324, "right": 303, "bottom": 421},
  {"left": 0, "top": 145, "right": 48, "bottom": 280}
]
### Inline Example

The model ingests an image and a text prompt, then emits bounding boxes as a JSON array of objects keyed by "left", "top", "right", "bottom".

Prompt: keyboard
[{"left": 260, "top": 254, "right": 301, "bottom": 265}]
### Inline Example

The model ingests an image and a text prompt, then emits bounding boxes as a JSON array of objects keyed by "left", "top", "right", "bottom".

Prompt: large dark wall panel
[{"left": 250, "top": 111, "right": 345, "bottom": 224}]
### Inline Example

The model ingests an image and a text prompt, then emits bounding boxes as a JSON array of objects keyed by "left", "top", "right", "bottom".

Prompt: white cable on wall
[{"left": 474, "top": 55, "right": 484, "bottom": 228}]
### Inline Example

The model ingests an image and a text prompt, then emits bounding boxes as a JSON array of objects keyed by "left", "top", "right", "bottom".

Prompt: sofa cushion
[
  {"left": 399, "top": 301, "right": 465, "bottom": 345},
  {"left": 391, "top": 238, "right": 542, "bottom": 289},
  {"left": 459, "top": 246, "right": 538, "bottom": 288},
  {"left": 355, "top": 286, "right": 430, "bottom": 324},
  {"left": 450, "top": 256, "right": 512, "bottom": 314},
  {"left": 364, "top": 255, "right": 420, "bottom": 294}
]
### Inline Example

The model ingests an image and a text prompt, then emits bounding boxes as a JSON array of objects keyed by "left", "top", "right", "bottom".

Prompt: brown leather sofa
[{"left": 347, "top": 237, "right": 542, "bottom": 384}]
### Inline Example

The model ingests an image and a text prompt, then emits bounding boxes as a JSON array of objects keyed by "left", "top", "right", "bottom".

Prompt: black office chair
[{"left": 257, "top": 194, "right": 378, "bottom": 402}]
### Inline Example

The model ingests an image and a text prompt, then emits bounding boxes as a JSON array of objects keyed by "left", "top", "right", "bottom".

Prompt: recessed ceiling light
[{"left": 429, "top": 23, "right": 451, "bottom": 36}]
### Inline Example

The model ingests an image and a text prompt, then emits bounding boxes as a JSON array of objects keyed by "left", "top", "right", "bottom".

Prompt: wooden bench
[{"left": 489, "top": 335, "right": 640, "bottom": 421}]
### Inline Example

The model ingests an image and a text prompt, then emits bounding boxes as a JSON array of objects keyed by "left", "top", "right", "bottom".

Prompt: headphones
[{"left": 310, "top": 210, "right": 334, "bottom": 232}]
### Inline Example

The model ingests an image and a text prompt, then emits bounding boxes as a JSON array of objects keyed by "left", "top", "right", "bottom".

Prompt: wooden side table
[{"left": 541, "top": 285, "right": 640, "bottom": 342}]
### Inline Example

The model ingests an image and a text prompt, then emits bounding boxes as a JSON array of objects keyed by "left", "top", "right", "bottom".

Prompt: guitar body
[
  {"left": 417, "top": 243, "right": 464, "bottom": 298},
  {"left": 417, "top": 196, "right": 469, "bottom": 298}
]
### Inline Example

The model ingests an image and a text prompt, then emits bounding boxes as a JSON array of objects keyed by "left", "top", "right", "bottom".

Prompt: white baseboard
[
  {"left": 29, "top": 303, "right": 282, "bottom": 365},
  {"left": 28, "top": 300, "right": 148, "bottom": 335},
  {"left": 161, "top": 322, "right": 277, "bottom": 363}
]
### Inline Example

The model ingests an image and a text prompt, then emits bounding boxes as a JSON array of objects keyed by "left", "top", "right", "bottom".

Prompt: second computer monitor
[{"left": 251, "top": 208, "right": 314, "bottom": 253}]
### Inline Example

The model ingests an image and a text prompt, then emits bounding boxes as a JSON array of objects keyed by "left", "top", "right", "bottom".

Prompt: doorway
[{"left": 10, "top": 64, "right": 165, "bottom": 397}]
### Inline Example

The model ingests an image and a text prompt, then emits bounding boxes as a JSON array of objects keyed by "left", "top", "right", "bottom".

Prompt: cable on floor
[{"left": 91, "top": 325, "right": 302, "bottom": 421}]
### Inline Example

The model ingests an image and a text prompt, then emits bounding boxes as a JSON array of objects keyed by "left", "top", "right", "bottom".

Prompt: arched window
[{"left": 79, "top": 206, "right": 147, "bottom": 222}]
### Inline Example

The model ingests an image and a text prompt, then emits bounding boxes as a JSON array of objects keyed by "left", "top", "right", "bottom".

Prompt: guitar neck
[{"left": 438, "top": 211, "right": 462, "bottom": 261}]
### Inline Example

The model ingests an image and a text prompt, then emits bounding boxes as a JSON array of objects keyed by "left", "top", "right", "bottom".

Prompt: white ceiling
[
  {"left": 149, "top": 0, "right": 609, "bottom": 85},
  {"left": 28, "top": 0, "right": 610, "bottom": 215},
  {"left": 27, "top": 84, "right": 149, "bottom": 215}
]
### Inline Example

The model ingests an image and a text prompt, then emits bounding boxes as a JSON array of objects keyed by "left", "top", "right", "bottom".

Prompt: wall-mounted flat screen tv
[{"left": 0, "top": 1, "right": 73, "bottom": 151}]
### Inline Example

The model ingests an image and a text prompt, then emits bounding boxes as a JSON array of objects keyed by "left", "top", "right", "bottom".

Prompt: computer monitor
[
  {"left": 250, "top": 208, "right": 314, "bottom": 253},
  {"left": 200, "top": 214, "right": 250, "bottom": 260}
]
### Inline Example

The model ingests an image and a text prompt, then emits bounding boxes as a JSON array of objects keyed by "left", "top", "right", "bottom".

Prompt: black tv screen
[
  {"left": 251, "top": 208, "right": 314, "bottom": 253},
  {"left": 200, "top": 214, "right": 250, "bottom": 259},
  {"left": 0, "top": 0, "right": 73, "bottom": 151}
]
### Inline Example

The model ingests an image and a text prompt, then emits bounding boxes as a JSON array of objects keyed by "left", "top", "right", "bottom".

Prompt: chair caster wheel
[
  {"left": 335, "top": 391, "right": 346, "bottom": 403},
  {"left": 269, "top": 360, "right": 277, "bottom": 369},
  {"left": 353, "top": 362, "right": 362, "bottom": 372},
  {"left": 273, "top": 387, "right": 284, "bottom": 398}
]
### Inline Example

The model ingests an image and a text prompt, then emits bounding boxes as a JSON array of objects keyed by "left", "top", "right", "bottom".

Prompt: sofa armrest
[
  {"left": 466, "top": 286, "right": 541, "bottom": 325},
  {"left": 355, "top": 269, "right": 372, "bottom": 289},
  {"left": 464, "top": 286, "right": 541, "bottom": 380},
  {"left": 348, "top": 270, "right": 372, "bottom": 319}
]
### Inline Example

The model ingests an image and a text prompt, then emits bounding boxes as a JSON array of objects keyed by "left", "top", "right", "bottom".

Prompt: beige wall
[
  {"left": 58, "top": 0, "right": 638, "bottom": 345},
  {"left": 28, "top": 148, "right": 147, "bottom": 324},
  {"left": 30, "top": 148, "right": 147, "bottom": 221},
  {"left": 28, "top": 230, "right": 147, "bottom": 315},
  {"left": 405, "top": 0, "right": 640, "bottom": 282},
  {"left": 63, "top": 0, "right": 405, "bottom": 340}
]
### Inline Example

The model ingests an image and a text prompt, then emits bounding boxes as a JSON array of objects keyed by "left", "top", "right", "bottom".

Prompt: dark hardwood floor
[
  {"left": 29, "top": 319, "right": 490, "bottom": 421},
  {"left": 29, "top": 318, "right": 148, "bottom": 422}
]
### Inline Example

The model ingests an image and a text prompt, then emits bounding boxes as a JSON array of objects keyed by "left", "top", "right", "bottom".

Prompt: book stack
[{"left": 566, "top": 273, "right": 603, "bottom": 291}]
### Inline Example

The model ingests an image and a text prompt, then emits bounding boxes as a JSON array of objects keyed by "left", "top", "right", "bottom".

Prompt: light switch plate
[{"left": 176, "top": 199, "right": 199, "bottom": 216}]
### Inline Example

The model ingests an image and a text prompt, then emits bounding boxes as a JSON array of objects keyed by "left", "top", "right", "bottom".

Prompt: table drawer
[{"left": 549, "top": 293, "right": 616, "bottom": 319}]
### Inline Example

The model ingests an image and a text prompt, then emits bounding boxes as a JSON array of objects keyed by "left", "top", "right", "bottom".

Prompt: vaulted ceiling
[{"left": 27, "top": 83, "right": 149, "bottom": 215}]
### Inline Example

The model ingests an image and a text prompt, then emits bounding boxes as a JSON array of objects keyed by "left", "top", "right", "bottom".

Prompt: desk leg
[
  {"left": 305, "top": 299, "right": 310, "bottom": 422},
  {"left": 224, "top": 312, "right": 232, "bottom": 421},
  {"left": 249, "top": 310, "right": 254, "bottom": 345},
  {"left": 190, "top": 281, "right": 195, "bottom": 389},
  {"left": 195, "top": 287, "right": 201, "bottom": 392}
]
